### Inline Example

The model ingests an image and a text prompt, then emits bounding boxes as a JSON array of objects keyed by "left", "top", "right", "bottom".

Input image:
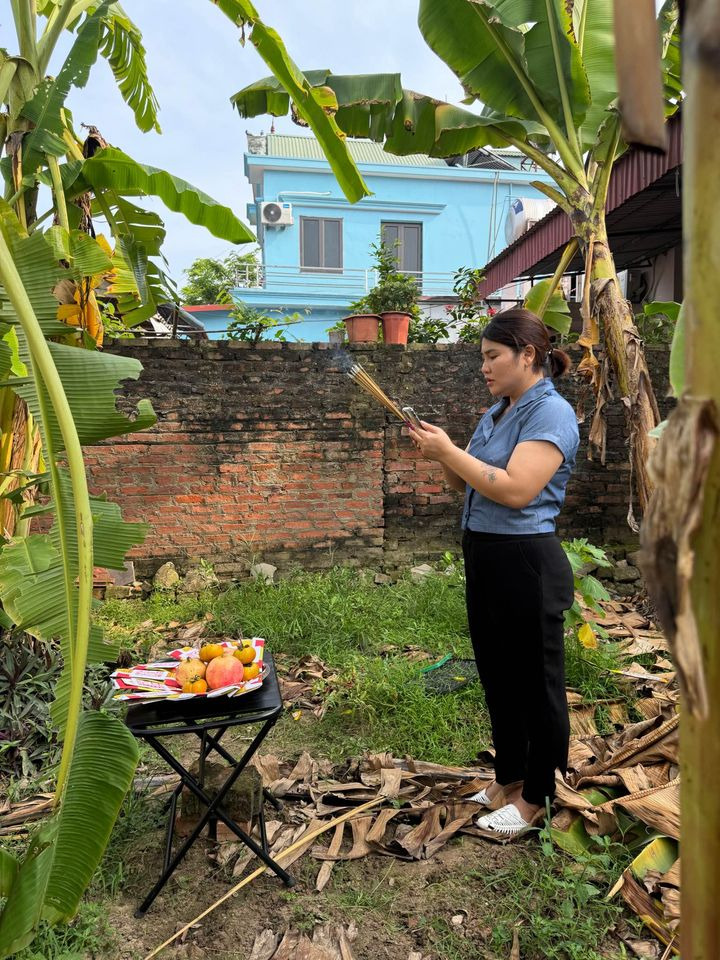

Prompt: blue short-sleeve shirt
[{"left": 461, "top": 378, "right": 580, "bottom": 534}]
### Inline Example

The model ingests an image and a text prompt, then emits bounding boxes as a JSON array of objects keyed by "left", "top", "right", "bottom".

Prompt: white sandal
[
  {"left": 466, "top": 786, "right": 494, "bottom": 807},
  {"left": 476, "top": 803, "right": 538, "bottom": 837}
]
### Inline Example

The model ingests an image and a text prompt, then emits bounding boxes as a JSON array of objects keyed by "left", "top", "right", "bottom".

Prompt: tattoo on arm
[{"left": 484, "top": 468, "right": 497, "bottom": 485}]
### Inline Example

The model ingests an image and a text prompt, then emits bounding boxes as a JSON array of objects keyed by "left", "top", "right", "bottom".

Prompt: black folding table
[{"left": 125, "top": 652, "right": 294, "bottom": 916}]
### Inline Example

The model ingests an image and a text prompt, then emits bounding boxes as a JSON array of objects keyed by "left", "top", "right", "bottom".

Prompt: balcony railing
[{"left": 231, "top": 264, "right": 458, "bottom": 299}]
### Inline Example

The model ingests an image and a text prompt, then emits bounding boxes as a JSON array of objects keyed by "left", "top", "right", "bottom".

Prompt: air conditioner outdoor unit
[{"left": 260, "top": 201, "right": 293, "bottom": 226}]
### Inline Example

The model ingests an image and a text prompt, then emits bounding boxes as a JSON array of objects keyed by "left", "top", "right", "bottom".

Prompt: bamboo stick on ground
[{"left": 143, "top": 796, "right": 385, "bottom": 960}]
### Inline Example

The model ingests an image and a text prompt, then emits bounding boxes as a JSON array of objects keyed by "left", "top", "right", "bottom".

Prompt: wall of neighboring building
[
  {"left": 257, "top": 163, "right": 553, "bottom": 274},
  {"left": 85, "top": 341, "right": 673, "bottom": 580},
  {"left": 233, "top": 156, "right": 554, "bottom": 338}
]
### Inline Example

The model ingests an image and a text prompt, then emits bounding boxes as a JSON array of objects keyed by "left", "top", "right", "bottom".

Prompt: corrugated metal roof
[
  {"left": 264, "top": 134, "right": 447, "bottom": 167},
  {"left": 476, "top": 111, "right": 683, "bottom": 296}
]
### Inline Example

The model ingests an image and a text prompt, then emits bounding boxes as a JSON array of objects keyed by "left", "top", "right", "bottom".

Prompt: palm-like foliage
[
  {"left": 0, "top": 1, "right": 322, "bottom": 953},
  {"left": 231, "top": 0, "right": 682, "bottom": 513},
  {"left": 0, "top": 203, "right": 150, "bottom": 957}
]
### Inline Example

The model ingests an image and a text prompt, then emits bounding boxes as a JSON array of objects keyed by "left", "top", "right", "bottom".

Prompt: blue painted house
[{"left": 189, "top": 134, "right": 554, "bottom": 340}]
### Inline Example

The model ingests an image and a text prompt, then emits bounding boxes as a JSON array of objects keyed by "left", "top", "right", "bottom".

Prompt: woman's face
[{"left": 481, "top": 337, "right": 534, "bottom": 397}]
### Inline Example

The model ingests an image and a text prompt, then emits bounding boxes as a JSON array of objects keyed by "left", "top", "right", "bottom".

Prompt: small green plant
[
  {"left": 407, "top": 315, "right": 452, "bottom": 343},
  {"left": 326, "top": 319, "right": 347, "bottom": 334},
  {"left": 226, "top": 302, "right": 294, "bottom": 343},
  {"left": 0, "top": 634, "right": 60, "bottom": 780},
  {"left": 456, "top": 313, "right": 492, "bottom": 342},
  {"left": 474, "top": 818, "right": 637, "bottom": 960},
  {"left": 364, "top": 238, "right": 420, "bottom": 319},
  {"left": 447, "top": 266, "right": 492, "bottom": 341},
  {"left": 635, "top": 300, "right": 680, "bottom": 345},
  {"left": 11, "top": 902, "right": 116, "bottom": 960},
  {"left": 0, "top": 633, "right": 121, "bottom": 784},
  {"left": 562, "top": 539, "right": 613, "bottom": 637}
]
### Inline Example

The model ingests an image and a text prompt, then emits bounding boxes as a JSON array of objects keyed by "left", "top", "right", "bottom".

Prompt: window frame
[
  {"left": 299, "top": 216, "right": 344, "bottom": 273},
  {"left": 380, "top": 221, "right": 423, "bottom": 276}
]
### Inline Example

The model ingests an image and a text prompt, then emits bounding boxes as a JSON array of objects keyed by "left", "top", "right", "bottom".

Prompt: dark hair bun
[{"left": 548, "top": 347, "right": 572, "bottom": 379}]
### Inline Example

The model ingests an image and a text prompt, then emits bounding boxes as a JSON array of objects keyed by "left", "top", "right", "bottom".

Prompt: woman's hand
[{"left": 409, "top": 421, "right": 457, "bottom": 462}]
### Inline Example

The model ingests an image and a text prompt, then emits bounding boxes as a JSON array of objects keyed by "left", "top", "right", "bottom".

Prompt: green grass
[
  {"left": 11, "top": 902, "right": 116, "bottom": 960},
  {"left": 99, "top": 566, "right": 636, "bottom": 766},
  {"left": 90, "top": 785, "right": 168, "bottom": 898},
  {"left": 470, "top": 826, "right": 641, "bottom": 960}
]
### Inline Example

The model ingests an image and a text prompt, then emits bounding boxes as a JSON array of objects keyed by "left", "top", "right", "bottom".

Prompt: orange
[
  {"left": 199, "top": 643, "right": 224, "bottom": 662},
  {"left": 242, "top": 662, "right": 261, "bottom": 682},
  {"left": 234, "top": 645, "right": 256, "bottom": 665},
  {"left": 191, "top": 679, "right": 208, "bottom": 694}
]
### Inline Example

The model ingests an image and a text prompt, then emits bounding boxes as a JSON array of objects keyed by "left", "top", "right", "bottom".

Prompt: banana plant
[
  {"left": 229, "top": 0, "right": 682, "bottom": 516},
  {"left": 0, "top": 0, "right": 261, "bottom": 536},
  {"left": 638, "top": 1, "right": 720, "bottom": 955},
  {"left": 0, "top": 2, "right": 320, "bottom": 952},
  {"left": 0, "top": 199, "right": 155, "bottom": 955}
]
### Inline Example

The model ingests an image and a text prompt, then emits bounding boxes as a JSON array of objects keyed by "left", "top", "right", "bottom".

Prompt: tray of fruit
[{"left": 110, "top": 638, "right": 265, "bottom": 702}]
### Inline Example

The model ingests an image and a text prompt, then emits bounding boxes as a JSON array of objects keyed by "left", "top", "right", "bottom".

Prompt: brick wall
[{"left": 84, "top": 341, "right": 673, "bottom": 579}]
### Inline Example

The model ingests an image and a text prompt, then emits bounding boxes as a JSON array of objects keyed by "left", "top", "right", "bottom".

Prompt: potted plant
[
  {"left": 342, "top": 296, "right": 381, "bottom": 343},
  {"left": 326, "top": 319, "right": 347, "bottom": 345},
  {"left": 364, "top": 239, "right": 420, "bottom": 345}
]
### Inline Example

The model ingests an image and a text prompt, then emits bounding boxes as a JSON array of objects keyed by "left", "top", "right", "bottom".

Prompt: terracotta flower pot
[
  {"left": 344, "top": 314, "right": 380, "bottom": 343},
  {"left": 381, "top": 312, "right": 411, "bottom": 345}
]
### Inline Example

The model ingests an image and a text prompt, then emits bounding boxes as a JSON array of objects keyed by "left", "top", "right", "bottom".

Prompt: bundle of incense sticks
[{"left": 347, "top": 362, "right": 406, "bottom": 421}]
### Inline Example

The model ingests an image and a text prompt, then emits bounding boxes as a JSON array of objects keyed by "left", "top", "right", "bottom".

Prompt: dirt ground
[{"left": 104, "top": 823, "right": 520, "bottom": 960}]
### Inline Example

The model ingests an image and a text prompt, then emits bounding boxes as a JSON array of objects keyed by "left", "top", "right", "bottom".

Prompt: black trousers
[{"left": 462, "top": 529, "right": 575, "bottom": 806}]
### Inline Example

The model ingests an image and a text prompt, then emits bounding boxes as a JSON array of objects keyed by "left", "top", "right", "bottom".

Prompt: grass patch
[
  {"left": 99, "top": 566, "right": 636, "bottom": 765},
  {"left": 91, "top": 786, "right": 168, "bottom": 898},
  {"left": 12, "top": 902, "right": 116, "bottom": 960},
  {"left": 473, "top": 827, "right": 640, "bottom": 959}
]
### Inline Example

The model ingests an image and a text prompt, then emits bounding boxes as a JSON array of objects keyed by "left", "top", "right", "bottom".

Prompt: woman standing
[{"left": 409, "top": 308, "right": 579, "bottom": 838}]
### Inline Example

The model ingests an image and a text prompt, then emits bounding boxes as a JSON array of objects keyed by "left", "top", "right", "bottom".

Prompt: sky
[{"left": 0, "top": 1, "right": 467, "bottom": 289}]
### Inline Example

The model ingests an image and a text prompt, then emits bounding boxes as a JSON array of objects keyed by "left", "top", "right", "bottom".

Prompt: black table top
[{"left": 125, "top": 651, "right": 283, "bottom": 732}]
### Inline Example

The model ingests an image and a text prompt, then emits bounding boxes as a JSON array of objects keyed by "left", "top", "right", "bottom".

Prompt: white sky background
[
  {"left": 0, "top": 1, "right": 467, "bottom": 286},
  {"left": 0, "top": 1, "right": 669, "bottom": 288}
]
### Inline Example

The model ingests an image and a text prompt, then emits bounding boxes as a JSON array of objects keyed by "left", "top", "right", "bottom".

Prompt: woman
[{"left": 409, "top": 308, "right": 579, "bottom": 838}]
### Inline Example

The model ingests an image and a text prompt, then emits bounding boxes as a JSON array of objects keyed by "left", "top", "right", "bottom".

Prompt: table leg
[
  {"left": 135, "top": 720, "right": 293, "bottom": 916},
  {"left": 163, "top": 782, "right": 183, "bottom": 874}
]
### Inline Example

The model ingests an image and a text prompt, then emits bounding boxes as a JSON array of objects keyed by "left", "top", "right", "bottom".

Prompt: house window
[
  {"left": 300, "top": 217, "right": 343, "bottom": 272},
  {"left": 381, "top": 222, "right": 423, "bottom": 275}
]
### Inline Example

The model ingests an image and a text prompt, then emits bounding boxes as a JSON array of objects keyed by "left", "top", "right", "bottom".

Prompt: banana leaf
[
  {"left": 42, "top": 711, "right": 139, "bottom": 922},
  {"left": 629, "top": 836, "right": 678, "bottom": 884},
  {"left": 46, "top": 226, "right": 114, "bottom": 280},
  {"left": 570, "top": 0, "right": 618, "bottom": 150},
  {"left": 0, "top": 712, "right": 138, "bottom": 956},
  {"left": 0, "top": 822, "right": 56, "bottom": 958},
  {"left": 35, "top": 0, "right": 160, "bottom": 133},
  {"left": 419, "top": 0, "right": 590, "bottom": 130},
  {"left": 0, "top": 850, "right": 18, "bottom": 899},
  {"left": 215, "top": 0, "right": 370, "bottom": 204},
  {"left": 22, "top": 2, "right": 113, "bottom": 175},
  {"left": 80, "top": 146, "right": 255, "bottom": 243},
  {"left": 232, "top": 0, "right": 680, "bottom": 207},
  {"left": 524, "top": 277, "right": 572, "bottom": 335},
  {"left": 0, "top": 224, "right": 154, "bottom": 734},
  {"left": 95, "top": 2, "right": 161, "bottom": 134},
  {"left": 668, "top": 303, "right": 685, "bottom": 399}
]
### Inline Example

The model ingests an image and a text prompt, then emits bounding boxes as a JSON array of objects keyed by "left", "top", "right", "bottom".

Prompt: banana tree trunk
[
  {"left": 678, "top": 2, "right": 720, "bottom": 955},
  {"left": 582, "top": 219, "right": 660, "bottom": 515}
]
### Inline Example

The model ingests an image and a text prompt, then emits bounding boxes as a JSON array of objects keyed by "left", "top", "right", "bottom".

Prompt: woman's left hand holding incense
[{"left": 409, "top": 421, "right": 457, "bottom": 462}]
